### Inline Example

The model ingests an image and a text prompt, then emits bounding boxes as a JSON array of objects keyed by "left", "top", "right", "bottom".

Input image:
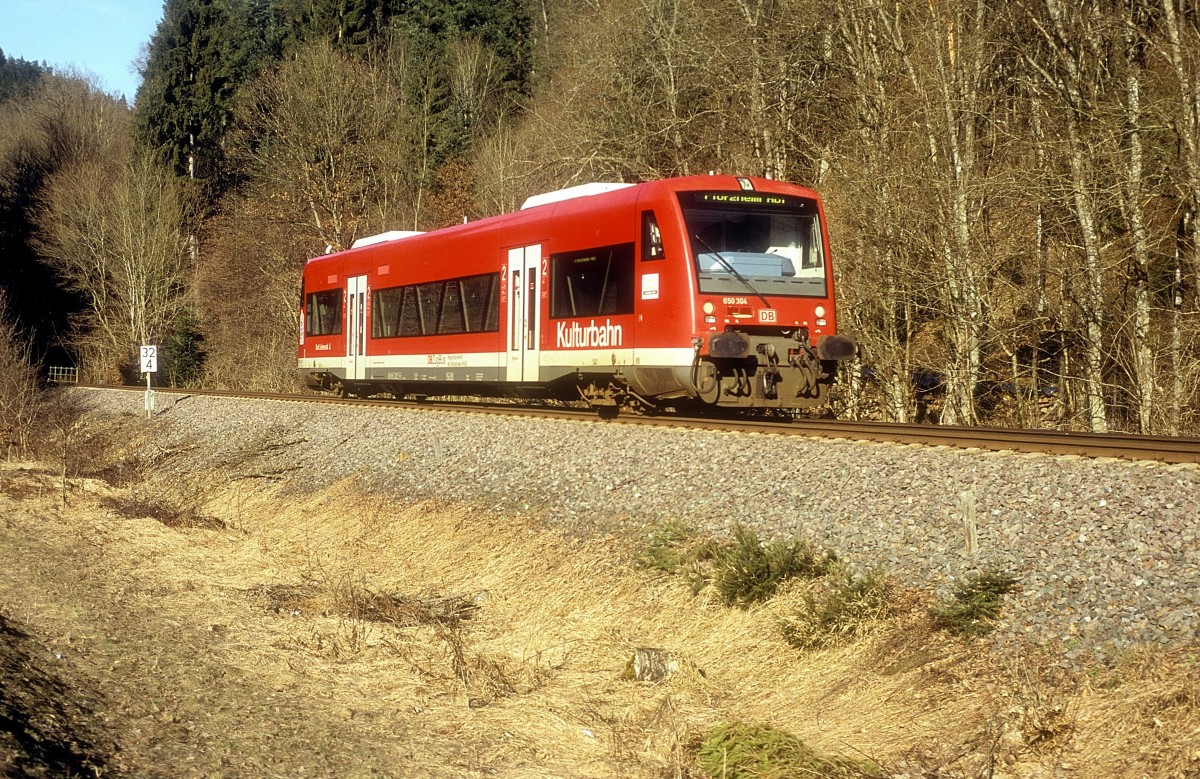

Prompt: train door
[
  {"left": 506, "top": 245, "right": 542, "bottom": 383},
  {"left": 346, "top": 274, "right": 368, "bottom": 380}
]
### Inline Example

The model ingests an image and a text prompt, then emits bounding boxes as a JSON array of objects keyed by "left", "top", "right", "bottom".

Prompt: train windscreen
[{"left": 679, "top": 192, "right": 827, "bottom": 298}]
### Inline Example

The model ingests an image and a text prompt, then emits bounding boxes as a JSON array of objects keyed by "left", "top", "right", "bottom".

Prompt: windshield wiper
[{"left": 693, "top": 234, "right": 772, "bottom": 310}]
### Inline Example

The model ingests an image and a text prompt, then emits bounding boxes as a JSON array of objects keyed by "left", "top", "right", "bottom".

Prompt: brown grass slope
[{"left": 0, "top": 414, "right": 1197, "bottom": 777}]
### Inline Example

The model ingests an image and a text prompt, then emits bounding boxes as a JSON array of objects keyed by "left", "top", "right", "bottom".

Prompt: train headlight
[
  {"left": 702, "top": 301, "right": 715, "bottom": 315},
  {"left": 814, "top": 305, "right": 826, "bottom": 318}
]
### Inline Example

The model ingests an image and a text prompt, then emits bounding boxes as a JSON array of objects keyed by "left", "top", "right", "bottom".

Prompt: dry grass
[{"left": 1, "top": 450, "right": 1199, "bottom": 777}]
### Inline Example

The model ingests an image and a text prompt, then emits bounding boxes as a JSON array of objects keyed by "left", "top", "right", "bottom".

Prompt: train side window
[
  {"left": 641, "top": 211, "right": 664, "bottom": 260},
  {"left": 485, "top": 275, "right": 500, "bottom": 331},
  {"left": 368, "top": 273, "right": 500, "bottom": 338},
  {"left": 550, "top": 243, "right": 635, "bottom": 319},
  {"left": 462, "top": 274, "right": 499, "bottom": 332},
  {"left": 372, "top": 287, "right": 403, "bottom": 338},
  {"left": 510, "top": 270, "right": 521, "bottom": 350},
  {"left": 439, "top": 280, "right": 467, "bottom": 334},
  {"left": 416, "top": 282, "right": 443, "bottom": 335},
  {"left": 305, "top": 289, "right": 343, "bottom": 336},
  {"left": 398, "top": 287, "right": 421, "bottom": 336}
]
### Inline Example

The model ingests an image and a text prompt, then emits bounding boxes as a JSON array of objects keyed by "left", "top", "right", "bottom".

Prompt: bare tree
[
  {"left": 1156, "top": 0, "right": 1200, "bottom": 434},
  {"left": 515, "top": 0, "right": 718, "bottom": 184},
  {"left": 826, "top": 1, "right": 923, "bottom": 422},
  {"left": 870, "top": 0, "right": 1010, "bottom": 426},
  {"left": 195, "top": 197, "right": 306, "bottom": 391},
  {"left": 1023, "top": 0, "right": 1113, "bottom": 432},
  {"left": 474, "top": 115, "right": 526, "bottom": 216},
  {"left": 1108, "top": 1, "right": 1157, "bottom": 433},
  {"left": 0, "top": 291, "right": 40, "bottom": 458},
  {"left": 448, "top": 36, "right": 506, "bottom": 146},
  {"left": 37, "top": 149, "right": 191, "bottom": 380},
  {"left": 234, "top": 40, "right": 407, "bottom": 251}
]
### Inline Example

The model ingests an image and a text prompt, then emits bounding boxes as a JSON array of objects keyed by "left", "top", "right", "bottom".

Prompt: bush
[
  {"left": 633, "top": 520, "right": 712, "bottom": 575},
  {"left": 636, "top": 522, "right": 837, "bottom": 608},
  {"left": 706, "top": 525, "right": 836, "bottom": 608},
  {"left": 780, "top": 567, "right": 894, "bottom": 650},
  {"left": 696, "top": 722, "right": 880, "bottom": 779},
  {"left": 929, "top": 567, "right": 1020, "bottom": 636}
]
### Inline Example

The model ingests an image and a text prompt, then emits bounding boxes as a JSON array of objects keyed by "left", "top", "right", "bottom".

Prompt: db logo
[{"left": 758, "top": 309, "right": 777, "bottom": 323}]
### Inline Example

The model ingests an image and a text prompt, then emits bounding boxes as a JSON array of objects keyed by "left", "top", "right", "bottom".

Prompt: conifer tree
[
  {"left": 135, "top": 0, "right": 269, "bottom": 199},
  {"left": 387, "top": 0, "right": 532, "bottom": 164},
  {"left": 281, "top": 0, "right": 387, "bottom": 53},
  {"left": 0, "top": 49, "right": 48, "bottom": 103}
]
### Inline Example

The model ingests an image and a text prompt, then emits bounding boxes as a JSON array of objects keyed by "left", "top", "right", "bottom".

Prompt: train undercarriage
[{"left": 304, "top": 331, "right": 854, "bottom": 418}]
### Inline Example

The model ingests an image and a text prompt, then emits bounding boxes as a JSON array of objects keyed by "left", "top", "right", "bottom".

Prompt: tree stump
[{"left": 632, "top": 647, "right": 679, "bottom": 681}]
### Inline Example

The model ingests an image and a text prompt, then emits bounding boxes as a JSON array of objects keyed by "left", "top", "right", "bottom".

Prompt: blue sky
[{"left": 1, "top": 0, "right": 164, "bottom": 101}]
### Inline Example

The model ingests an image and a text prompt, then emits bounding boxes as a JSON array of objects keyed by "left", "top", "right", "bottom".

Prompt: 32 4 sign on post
[{"left": 140, "top": 345, "right": 158, "bottom": 374}]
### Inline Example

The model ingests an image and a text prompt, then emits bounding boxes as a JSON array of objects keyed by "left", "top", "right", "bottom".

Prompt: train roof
[
  {"left": 306, "top": 174, "right": 821, "bottom": 265},
  {"left": 519, "top": 182, "right": 634, "bottom": 210}
]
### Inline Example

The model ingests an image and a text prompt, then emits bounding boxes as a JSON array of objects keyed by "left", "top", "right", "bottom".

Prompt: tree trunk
[
  {"left": 1038, "top": 0, "right": 1108, "bottom": 432},
  {"left": 834, "top": 1, "right": 916, "bottom": 422},
  {"left": 1120, "top": 33, "right": 1153, "bottom": 433},
  {"left": 879, "top": 0, "right": 991, "bottom": 426}
]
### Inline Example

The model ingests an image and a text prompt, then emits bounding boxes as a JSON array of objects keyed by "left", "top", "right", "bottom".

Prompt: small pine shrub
[
  {"left": 637, "top": 523, "right": 837, "bottom": 608},
  {"left": 780, "top": 566, "right": 894, "bottom": 650},
  {"left": 634, "top": 520, "right": 706, "bottom": 574},
  {"left": 929, "top": 567, "right": 1020, "bottom": 636},
  {"left": 707, "top": 525, "right": 836, "bottom": 608},
  {"left": 696, "top": 722, "right": 880, "bottom": 779}
]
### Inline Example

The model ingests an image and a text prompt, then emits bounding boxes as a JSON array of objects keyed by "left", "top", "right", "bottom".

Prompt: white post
[{"left": 140, "top": 345, "right": 158, "bottom": 418}]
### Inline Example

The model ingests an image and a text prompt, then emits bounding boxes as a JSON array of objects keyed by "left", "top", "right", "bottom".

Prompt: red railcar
[{"left": 298, "top": 174, "right": 854, "bottom": 414}]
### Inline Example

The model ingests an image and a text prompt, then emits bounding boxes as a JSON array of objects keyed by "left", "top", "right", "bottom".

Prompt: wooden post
[{"left": 961, "top": 489, "right": 978, "bottom": 556}]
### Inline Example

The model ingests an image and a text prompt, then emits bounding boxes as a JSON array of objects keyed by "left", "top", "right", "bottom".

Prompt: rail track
[{"left": 85, "top": 385, "right": 1200, "bottom": 465}]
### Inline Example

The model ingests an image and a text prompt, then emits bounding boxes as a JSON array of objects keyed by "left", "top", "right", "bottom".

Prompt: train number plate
[{"left": 758, "top": 308, "right": 777, "bottom": 323}]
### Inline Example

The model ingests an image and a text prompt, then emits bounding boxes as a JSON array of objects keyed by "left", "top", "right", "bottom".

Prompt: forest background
[{"left": 1, "top": 0, "right": 1199, "bottom": 435}]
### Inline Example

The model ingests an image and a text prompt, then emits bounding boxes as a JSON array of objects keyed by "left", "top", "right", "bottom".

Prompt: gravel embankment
[{"left": 76, "top": 388, "right": 1199, "bottom": 663}]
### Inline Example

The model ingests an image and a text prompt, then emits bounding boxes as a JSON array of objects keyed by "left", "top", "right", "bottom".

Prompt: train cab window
[
  {"left": 550, "top": 243, "right": 635, "bottom": 319},
  {"left": 641, "top": 211, "right": 664, "bottom": 260},
  {"left": 305, "top": 289, "right": 343, "bottom": 336},
  {"left": 680, "top": 191, "right": 827, "bottom": 297}
]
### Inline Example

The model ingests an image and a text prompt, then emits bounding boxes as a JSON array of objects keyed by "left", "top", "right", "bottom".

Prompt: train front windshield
[{"left": 679, "top": 191, "right": 827, "bottom": 298}]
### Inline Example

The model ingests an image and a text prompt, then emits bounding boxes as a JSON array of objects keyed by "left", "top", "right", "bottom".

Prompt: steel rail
[{"left": 80, "top": 385, "right": 1200, "bottom": 465}]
